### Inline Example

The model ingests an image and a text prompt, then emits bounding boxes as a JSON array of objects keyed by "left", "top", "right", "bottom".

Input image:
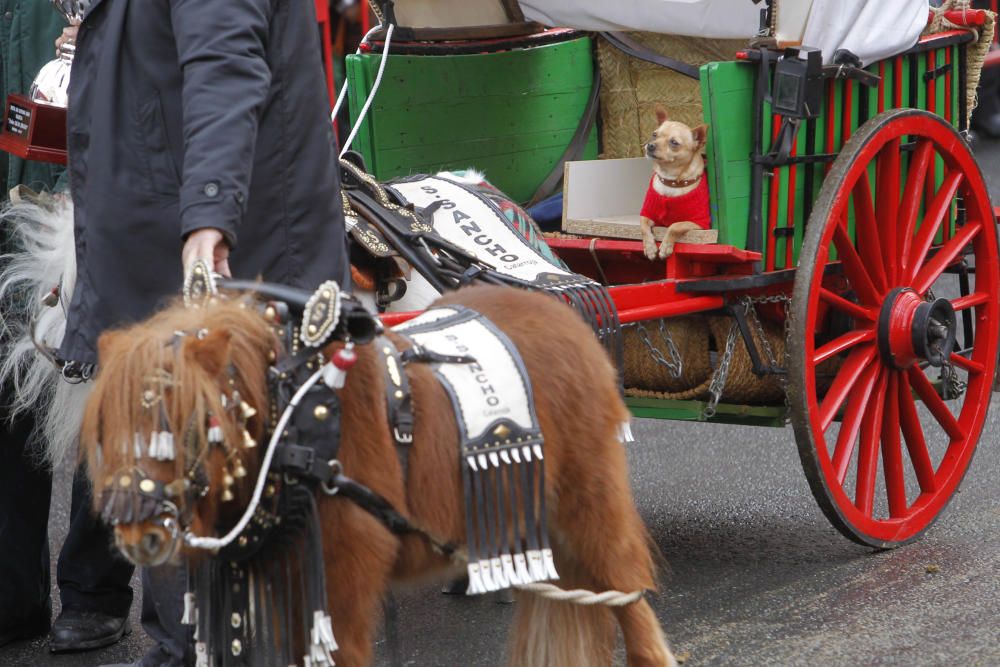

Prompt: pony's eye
[{"left": 669, "top": 138, "right": 681, "bottom": 148}]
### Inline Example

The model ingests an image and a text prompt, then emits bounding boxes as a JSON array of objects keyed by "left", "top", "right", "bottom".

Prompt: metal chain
[
  {"left": 939, "top": 361, "right": 967, "bottom": 400},
  {"left": 635, "top": 321, "right": 683, "bottom": 379},
  {"left": 741, "top": 296, "right": 779, "bottom": 370},
  {"left": 703, "top": 320, "right": 740, "bottom": 419},
  {"left": 748, "top": 294, "right": 792, "bottom": 409}
]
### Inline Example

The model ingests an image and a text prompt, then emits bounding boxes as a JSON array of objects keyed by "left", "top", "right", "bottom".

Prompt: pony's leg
[
  {"left": 547, "top": 451, "right": 676, "bottom": 667},
  {"left": 322, "top": 503, "right": 399, "bottom": 667},
  {"left": 612, "top": 599, "right": 677, "bottom": 667}
]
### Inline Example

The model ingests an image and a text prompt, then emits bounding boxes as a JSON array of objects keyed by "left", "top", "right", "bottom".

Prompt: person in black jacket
[
  {"left": 61, "top": 0, "right": 349, "bottom": 369},
  {"left": 63, "top": 1, "right": 349, "bottom": 665}
]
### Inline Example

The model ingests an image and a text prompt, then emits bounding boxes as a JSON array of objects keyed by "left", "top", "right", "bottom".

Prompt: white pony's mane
[{"left": 0, "top": 195, "right": 88, "bottom": 465}]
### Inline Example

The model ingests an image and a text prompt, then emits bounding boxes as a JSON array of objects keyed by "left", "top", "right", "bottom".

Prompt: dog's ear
[
  {"left": 654, "top": 105, "right": 669, "bottom": 125},
  {"left": 692, "top": 124, "right": 709, "bottom": 149},
  {"left": 184, "top": 329, "right": 233, "bottom": 377}
]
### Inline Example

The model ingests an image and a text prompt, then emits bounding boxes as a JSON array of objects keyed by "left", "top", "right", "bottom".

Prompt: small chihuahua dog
[{"left": 639, "top": 106, "right": 711, "bottom": 260}]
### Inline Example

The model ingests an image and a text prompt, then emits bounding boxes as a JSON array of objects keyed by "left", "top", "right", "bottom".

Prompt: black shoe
[
  {"left": 441, "top": 575, "right": 469, "bottom": 595},
  {"left": 49, "top": 609, "right": 131, "bottom": 653},
  {"left": 0, "top": 606, "right": 51, "bottom": 649}
]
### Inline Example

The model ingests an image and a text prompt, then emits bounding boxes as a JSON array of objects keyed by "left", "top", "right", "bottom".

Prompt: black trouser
[{"left": 0, "top": 392, "right": 134, "bottom": 630}]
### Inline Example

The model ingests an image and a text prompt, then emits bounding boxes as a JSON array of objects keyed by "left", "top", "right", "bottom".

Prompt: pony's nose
[{"left": 114, "top": 525, "right": 174, "bottom": 566}]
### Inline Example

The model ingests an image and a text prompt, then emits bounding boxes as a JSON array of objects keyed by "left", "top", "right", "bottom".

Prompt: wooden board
[{"left": 564, "top": 215, "right": 717, "bottom": 243}]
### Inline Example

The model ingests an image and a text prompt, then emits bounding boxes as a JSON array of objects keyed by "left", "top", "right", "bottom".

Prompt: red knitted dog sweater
[{"left": 640, "top": 176, "right": 711, "bottom": 229}]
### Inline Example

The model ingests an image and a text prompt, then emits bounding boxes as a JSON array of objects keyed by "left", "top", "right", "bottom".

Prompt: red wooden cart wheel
[{"left": 789, "top": 109, "right": 1000, "bottom": 547}]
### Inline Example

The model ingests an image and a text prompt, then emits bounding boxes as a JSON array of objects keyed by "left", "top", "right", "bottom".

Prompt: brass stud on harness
[
  {"left": 139, "top": 479, "right": 156, "bottom": 493},
  {"left": 231, "top": 639, "right": 242, "bottom": 656},
  {"left": 313, "top": 405, "right": 330, "bottom": 421},
  {"left": 263, "top": 305, "right": 277, "bottom": 323},
  {"left": 119, "top": 475, "right": 132, "bottom": 488},
  {"left": 231, "top": 612, "right": 241, "bottom": 629}
]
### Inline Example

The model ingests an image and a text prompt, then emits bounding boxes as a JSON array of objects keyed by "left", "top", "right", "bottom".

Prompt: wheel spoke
[
  {"left": 813, "top": 328, "right": 876, "bottom": 365},
  {"left": 880, "top": 372, "right": 908, "bottom": 518},
  {"left": 898, "top": 372, "right": 937, "bottom": 492},
  {"left": 852, "top": 177, "right": 888, "bottom": 291},
  {"left": 949, "top": 352, "right": 984, "bottom": 375},
  {"left": 833, "top": 221, "right": 882, "bottom": 306},
  {"left": 951, "top": 291, "right": 989, "bottom": 311},
  {"left": 906, "top": 170, "right": 963, "bottom": 283},
  {"left": 907, "top": 366, "right": 964, "bottom": 441},
  {"left": 912, "top": 222, "right": 981, "bottom": 296},
  {"left": 897, "top": 140, "right": 934, "bottom": 277},
  {"left": 832, "top": 362, "right": 881, "bottom": 485},
  {"left": 818, "top": 345, "right": 878, "bottom": 431},
  {"left": 855, "top": 370, "right": 888, "bottom": 516},
  {"left": 876, "top": 138, "right": 901, "bottom": 282},
  {"left": 820, "top": 288, "right": 878, "bottom": 322}
]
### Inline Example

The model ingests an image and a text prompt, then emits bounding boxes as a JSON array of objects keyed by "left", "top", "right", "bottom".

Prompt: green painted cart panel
[
  {"left": 625, "top": 397, "right": 787, "bottom": 428},
  {"left": 700, "top": 43, "right": 964, "bottom": 270},
  {"left": 346, "top": 37, "right": 599, "bottom": 203}
]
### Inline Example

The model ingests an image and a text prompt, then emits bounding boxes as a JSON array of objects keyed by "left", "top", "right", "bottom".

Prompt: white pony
[{"left": 0, "top": 194, "right": 88, "bottom": 465}]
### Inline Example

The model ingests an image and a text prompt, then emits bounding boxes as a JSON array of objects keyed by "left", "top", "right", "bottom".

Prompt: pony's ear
[
  {"left": 692, "top": 124, "right": 709, "bottom": 150},
  {"left": 654, "top": 105, "right": 669, "bottom": 125},
  {"left": 184, "top": 329, "right": 233, "bottom": 377},
  {"left": 96, "top": 331, "right": 125, "bottom": 363}
]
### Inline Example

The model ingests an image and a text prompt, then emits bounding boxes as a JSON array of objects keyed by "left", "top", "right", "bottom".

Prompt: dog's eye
[
  {"left": 651, "top": 132, "right": 658, "bottom": 139},
  {"left": 669, "top": 138, "right": 681, "bottom": 148}
]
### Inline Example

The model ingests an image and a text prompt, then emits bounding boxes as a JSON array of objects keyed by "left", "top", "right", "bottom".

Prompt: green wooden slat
[{"left": 625, "top": 396, "right": 787, "bottom": 427}]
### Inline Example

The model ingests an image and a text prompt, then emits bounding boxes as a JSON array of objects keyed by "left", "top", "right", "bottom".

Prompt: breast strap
[{"left": 378, "top": 337, "right": 415, "bottom": 477}]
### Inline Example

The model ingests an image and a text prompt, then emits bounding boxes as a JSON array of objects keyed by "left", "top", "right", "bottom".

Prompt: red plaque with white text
[{"left": 0, "top": 93, "right": 68, "bottom": 165}]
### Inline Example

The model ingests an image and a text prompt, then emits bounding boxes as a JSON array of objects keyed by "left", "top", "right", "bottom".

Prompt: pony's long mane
[
  {"left": 82, "top": 299, "right": 276, "bottom": 494},
  {"left": 0, "top": 196, "right": 82, "bottom": 465}
]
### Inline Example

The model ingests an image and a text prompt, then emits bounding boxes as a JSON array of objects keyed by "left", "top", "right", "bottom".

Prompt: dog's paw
[
  {"left": 658, "top": 242, "right": 675, "bottom": 260},
  {"left": 643, "top": 239, "right": 659, "bottom": 261}
]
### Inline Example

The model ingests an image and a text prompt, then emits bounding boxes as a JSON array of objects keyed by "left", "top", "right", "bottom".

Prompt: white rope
[
  {"left": 339, "top": 23, "right": 395, "bottom": 157},
  {"left": 513, "top": 582, "right": 644, "bottom": 607},
  {"left": 330, "top": 23, "right": 386, "bottom": 123},
  {"left": 184, "top": 367, "right": 326, "bottom": 551}
]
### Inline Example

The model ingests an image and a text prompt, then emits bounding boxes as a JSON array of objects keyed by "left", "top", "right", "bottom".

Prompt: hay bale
[
  {"left": 707, "top": 315, "right": 786, "bottom": 405},
  {"left": 623, "top": 316, "right": 712, "bottom": 394},
  {"left": 597, "top": 34, "right": 746, "bottom": 160}
]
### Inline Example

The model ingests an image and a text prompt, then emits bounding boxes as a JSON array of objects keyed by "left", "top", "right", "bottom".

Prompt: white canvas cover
[
  {"left": 801, "top": 0, "right": 929, "bottom": 65},
  {"left": 519, "top": 0, "right": 762, "bottom": 38}
]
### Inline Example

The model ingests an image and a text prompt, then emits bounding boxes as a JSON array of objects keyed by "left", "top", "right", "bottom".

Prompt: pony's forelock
[{"left": 82, "top": 298, "right": 275, "bottom": 499}]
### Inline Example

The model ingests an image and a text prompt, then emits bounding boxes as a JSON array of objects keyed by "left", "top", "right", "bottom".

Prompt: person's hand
[
  {"left": 55, "top": 25, "right": 78, "bottom": 56},
  {"left": 182, "top": 228, "right": 232, "bottom": 278}
]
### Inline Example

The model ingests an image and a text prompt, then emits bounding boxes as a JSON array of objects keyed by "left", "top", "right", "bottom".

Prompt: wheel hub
[{"left": 877, "top": 287, "right": 957, "bottom": 369}]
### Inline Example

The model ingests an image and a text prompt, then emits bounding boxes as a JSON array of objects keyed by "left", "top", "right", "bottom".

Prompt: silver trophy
[{"left": 29, "top": 1, "right": 87, "bottom": 108}]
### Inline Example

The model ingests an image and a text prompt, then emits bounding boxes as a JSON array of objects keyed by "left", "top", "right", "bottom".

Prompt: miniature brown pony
[{"left": 81, "top": 285, "right": 674, "bottom": 667}]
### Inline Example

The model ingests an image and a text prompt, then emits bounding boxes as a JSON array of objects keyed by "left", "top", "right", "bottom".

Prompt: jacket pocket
[{"left": 135, "top": 94, "right": 180, "bottom": 196}]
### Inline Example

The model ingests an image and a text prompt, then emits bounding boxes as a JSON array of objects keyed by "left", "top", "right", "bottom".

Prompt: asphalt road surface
[{"left": 4, "top": 142, "right": 1000, "bottom": 667}]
